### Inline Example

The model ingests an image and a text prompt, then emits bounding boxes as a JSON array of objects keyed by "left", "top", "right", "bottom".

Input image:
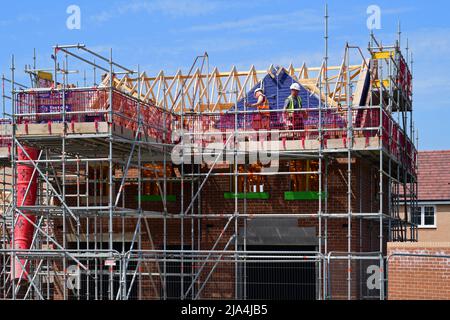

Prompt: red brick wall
[
  {"left": 59, "top": 157, "right": 385, "bottom": 250},
  {"left": 199, "top": 158, "right": 386, "bottom": 252},
  {"left": 200, "top": 158, "right": 381, "bottom": 216},
  {"left": 387, "top": 243, "right": 450, "bottom": 300}
]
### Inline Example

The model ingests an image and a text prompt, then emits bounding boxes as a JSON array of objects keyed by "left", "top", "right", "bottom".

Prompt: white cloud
[
  {"left": 88, "top": 45, "right": 117, "bottom": 54},
  {"left": 0, "top": 13, "right": 41, "bottom": 26},
  {"left": 190, "top": 38, "right": 269, "bottom": 53},
  {"left": 237, "top": 51, "right": 325, "bottom": 71},
  {"left": 186, "top": 9, "right": 323, "bottom": 33},
  {"left": 91, "top": 11, "right": 114, "bottom": 23},
  {"left": 408, "top": 28, "right": 450, "bottom": 57},
  {"left": 17, "top": 14, "right": 41, "bottom": 23},
  {"left": 414, "top": 73, "right": 450, "bottom": 89},
  {"left": 91, "top": 0, "right": 225, "bottom": 23},
  {"left": 193, "top": 5, "right": 417, "bottom": 36},
  {"left": 382, "top": 6, "right": 417, "bottom": 15}
]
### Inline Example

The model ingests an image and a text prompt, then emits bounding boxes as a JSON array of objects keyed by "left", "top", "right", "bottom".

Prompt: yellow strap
[{"left": 372, "top": 51, "right": 394, "bottom": 60}]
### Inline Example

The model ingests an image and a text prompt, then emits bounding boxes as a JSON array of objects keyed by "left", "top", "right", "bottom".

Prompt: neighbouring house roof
[{"left": 418, "top": 150, "right": 450, "bottom": 201}]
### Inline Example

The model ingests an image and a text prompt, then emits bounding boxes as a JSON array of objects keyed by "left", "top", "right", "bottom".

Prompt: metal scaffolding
[{"left": 0, "top": 22, "right": 418, "bottom": 300}]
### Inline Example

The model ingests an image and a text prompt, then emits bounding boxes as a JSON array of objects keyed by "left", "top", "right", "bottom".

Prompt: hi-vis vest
[
  {"left": 286, "top": 95, "right": 303, "bottom": 113},
  {"left": 257, "top": 95, "right": 270, "bottom": 116}
]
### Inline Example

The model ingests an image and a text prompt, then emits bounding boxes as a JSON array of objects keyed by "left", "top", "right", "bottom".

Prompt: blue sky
[{"left": 0, "top": 0, "right": 449, "bottom": 150}]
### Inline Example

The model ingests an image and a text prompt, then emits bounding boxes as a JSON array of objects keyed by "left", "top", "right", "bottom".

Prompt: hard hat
[
  {"left": 290, "top": 83, "right": 301, "bottom": 91},
  {"left": 254, "top": 88, "right": 263, "bottom": 94}
]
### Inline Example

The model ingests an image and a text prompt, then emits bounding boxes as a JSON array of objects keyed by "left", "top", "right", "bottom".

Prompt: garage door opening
[{"left": 243, "top": 245, "right": 317, "bottom": 300}]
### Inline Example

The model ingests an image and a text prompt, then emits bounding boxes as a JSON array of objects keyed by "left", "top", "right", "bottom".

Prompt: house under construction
[{"left": 0, "top": 32, "right": 418, "bottom": 300}]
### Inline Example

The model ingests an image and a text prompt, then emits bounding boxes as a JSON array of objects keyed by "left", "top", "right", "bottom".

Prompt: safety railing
[
  {"left": 397, "top": 53, "right": 413, "bottom": 100},
  {"left": 122, "top": 250, "right": 322, "bottom": 300},
  {"left": 2, "top": 249, "right": 448, "bottom": 300},
  {"left": 174, "top": 107, "right": 416, "bottom": 172},
  {"left": 326, "top": 252, "right": 384, "bottom": 300},
  {"left": 177, "top": 107, "right": 375, "bottom": 138},
  {"left": 381, "top": 111, "right": 417, "bottom": 174},
  {"left": 111, "top": 90, "right": 172, "bottom": 143},
  {"left": 14, "top": 88, "right": 173, "bottom": 143},
  {"left": 15, "top": 88, "right": 108, "bottom": 123},
  {"left": 13, "top": 88, "right": 417, "bottom": 172}
]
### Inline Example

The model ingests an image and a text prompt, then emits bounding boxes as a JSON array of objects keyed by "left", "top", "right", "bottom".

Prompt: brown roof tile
[{"left": 418, "top": 151, "right": 450, "bottom": 201}]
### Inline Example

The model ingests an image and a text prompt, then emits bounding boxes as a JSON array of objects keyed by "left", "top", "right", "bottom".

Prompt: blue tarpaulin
[{"left": 234, "top": 67, "right": 320, "bottom": 111}]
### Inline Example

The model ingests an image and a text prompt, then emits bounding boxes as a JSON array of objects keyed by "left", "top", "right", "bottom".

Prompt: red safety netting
[
  {"left": 398, "top": 55, "right": 413, "bottom": 100},
  {"left": 176, "top": 107, "right": 416, "bottom": 170},
  {"left": 15, "top": 88, "right": 173, "bottom": 143},
  {"left": 111, "top": 90, "right": 172, "bottom": 143},
  {"left": 14, "top": 88, "right": 417, "bottom": 170},
  {"left": 381, "top": 111, "right": 416, "bottom": 171},
  {"left": 15, "top": 89, "right": 109, "bottom": 123}
]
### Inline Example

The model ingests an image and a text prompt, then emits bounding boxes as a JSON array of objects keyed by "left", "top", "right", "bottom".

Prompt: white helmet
[
  {"left": 254, "top": 88, "right": 263, "bottom": 95},
  {"left": 290, "top": 83, "right": 301, "bottom": 91}
]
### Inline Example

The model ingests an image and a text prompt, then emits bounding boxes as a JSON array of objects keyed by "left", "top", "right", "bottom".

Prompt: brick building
[
  {"left": 411, "top": 151, "right": 450, "bottom": 241},
  {"left": 0, "top": 39, "right": 418, "bottom": 300}
]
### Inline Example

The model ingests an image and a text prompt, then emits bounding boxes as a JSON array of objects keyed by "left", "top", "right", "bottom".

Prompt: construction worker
[
  {"left": 247, "top": 88, "right": 270, "bottom": 132},
  {"left": 284, "top": 83, "right": 303, "bottom": 113},
  {"left": 284, "top": 83, "right": 307, "bottom": 137}
]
